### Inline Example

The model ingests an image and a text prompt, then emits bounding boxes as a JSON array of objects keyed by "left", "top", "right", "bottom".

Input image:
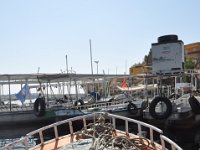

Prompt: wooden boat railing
[{"left": 0, "top": 112, "right": 182, "bottom": 150}]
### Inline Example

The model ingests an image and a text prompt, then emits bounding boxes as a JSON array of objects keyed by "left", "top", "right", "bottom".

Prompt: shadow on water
[
  {"left": 116, "top": 119, "right": 200, "bottom": 150},
  {"left": 163, "top": 126, "right": 200, "bottom": 150}
]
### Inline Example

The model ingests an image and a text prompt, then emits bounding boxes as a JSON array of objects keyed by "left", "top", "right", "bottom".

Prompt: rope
[{"left": 73, "top": 114, "right": 154, "bottom": 150}]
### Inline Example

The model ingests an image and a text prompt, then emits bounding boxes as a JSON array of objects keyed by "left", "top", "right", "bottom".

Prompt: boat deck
[{"left": 32, "top": 131, "right": 161, "bottom": 150}]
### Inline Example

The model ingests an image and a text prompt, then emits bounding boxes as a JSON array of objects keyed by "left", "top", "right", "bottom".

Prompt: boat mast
[
  {"left": 89, "top": 39, "right": 94, "bottom": 75},
  {"left": 89, "top": 39, "right": 95, "bottom": 94}
]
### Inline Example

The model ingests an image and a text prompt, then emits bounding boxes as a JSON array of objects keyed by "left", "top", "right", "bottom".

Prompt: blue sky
[{"left": 0, "top": 0, "right": 200, "bottom": 74}]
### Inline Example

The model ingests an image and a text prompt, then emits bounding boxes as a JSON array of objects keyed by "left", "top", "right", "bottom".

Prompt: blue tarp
[{"left": 90, "top": 92, "right": 101, "bottom": 100}]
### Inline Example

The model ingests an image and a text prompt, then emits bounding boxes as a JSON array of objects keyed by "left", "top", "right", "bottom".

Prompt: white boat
[
  {"left": 144, "top": 93, "right": 200, "bottom": 129},
  {"left": 0, "top": 73, "right": 141, "bottom": 138},
  {"left": 0, "top": 112, "right": 182, "bottom": 150}
]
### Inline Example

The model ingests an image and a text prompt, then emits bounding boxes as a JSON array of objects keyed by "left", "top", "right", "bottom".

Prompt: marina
[
  {"left": 0, "top": 1, "right": 200, "bottom": 149},
  {"left": 1, "top": 70, "right": 200, "bottom": 149},
  {"left": 2, "top": 35, "right": 200, "bottom": 149},
  {"left": 0, "top": 73, "right": 138, "bottom": 138}
]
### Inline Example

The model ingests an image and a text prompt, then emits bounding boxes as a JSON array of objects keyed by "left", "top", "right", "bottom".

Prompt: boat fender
[
  {"left": 188, "top": 96, "right": 200, "bottom": 114},
  {"left": 127, "top": 102, "right": 138, "bottom": 115},
  {"left": 141, "top": 101, "right": 148, "bottom": 110},
  {"left": 149, "top": 97, "right": 172, "bottom": 120},
  {"left": 74, "top": 99, "right": 84, "bottom": 106},
  {"left": 34, "top": 98, "right": 46, "bottom": 117}
]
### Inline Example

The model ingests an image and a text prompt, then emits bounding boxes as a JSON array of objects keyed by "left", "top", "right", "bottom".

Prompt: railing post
[
  {"left": 149, "top": 128, "right": 154, "bottom": 144},
  {"left": 83, "top": 117, "right": 87, "bottom": 129},
  {"left": 112, "top": 117, "right": 116, "bottom": 130},
  {"left": 39, "top": 130, "right": 44, "bottom": 145},
  {"left": 160, "top": 137, "right": 165, "bottom": 150},
  {"left": 54, "top": 126, "right": 58, "bottom": 139},
  {"left": 138, "top": 124, "right": 142, "bottom": 136},
  {"left": 24, "top": 136, "right": 29, "bottom": 150},
  {"left": 125, "top": 120, "right": 129, "bottom": 133}
]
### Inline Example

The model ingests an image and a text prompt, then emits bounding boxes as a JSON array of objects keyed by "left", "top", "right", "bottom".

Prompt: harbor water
[{"left": 1, "top": 123, "right": 200, "bottom": 150}]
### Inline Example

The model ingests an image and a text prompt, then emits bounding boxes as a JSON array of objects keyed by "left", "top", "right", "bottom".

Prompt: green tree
[{"left": 185, "top": 59, "right": 195, "bottom": 69}]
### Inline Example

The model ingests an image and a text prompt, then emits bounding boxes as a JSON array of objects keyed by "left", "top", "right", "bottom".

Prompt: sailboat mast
[
  {"left": 89, "top": 39, "right": 95, "bottom": 92},
  {"left": 89, "top": 39, "right": 93, "bottom": 75}
]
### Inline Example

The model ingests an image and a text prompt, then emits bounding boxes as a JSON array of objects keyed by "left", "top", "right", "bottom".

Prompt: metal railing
[
  {"left": 73, "top": 99, "right": 131, "bottom": 110},
  {"left": 0, "top": 112, "right": 182, "bottom": 150},
  {"left": 0, "top": 97, "right": 131, "bottom": 113}
]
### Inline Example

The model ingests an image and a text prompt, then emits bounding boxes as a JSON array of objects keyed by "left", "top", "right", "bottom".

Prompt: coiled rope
[{"left": 74, "top": 114, "right": 155, "bottom": 150}]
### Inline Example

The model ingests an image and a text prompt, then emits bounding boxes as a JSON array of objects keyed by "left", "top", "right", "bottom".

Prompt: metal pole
[
  {"left": 90, "top": 40, "right": 95, "bottom": 92},
  {"left": 97, "top": 62, "right": 98, "bottom": 74},
  {"left": 94, "top": 61, "right": 99, "bottom": 74},
  {"left": 125, "top": 60, "right": 127, "bottom": 75},
  {"left": 0, "top": 85, "right": 1, "bottom": 102},
  {"left": 74, "top": 79, "right": 78, "bottom": 100},
  {"left": 89, "top": 39, "right": 93, "bottom": 75},
  {"left": 8, "top": 76, "right": 11, "bottom": 111},
  {"left": 37, "top": 67, "right": 40, "bottom": 74},
  {"left": 66, "top": 54, "right": 68, "bottom": 74}
]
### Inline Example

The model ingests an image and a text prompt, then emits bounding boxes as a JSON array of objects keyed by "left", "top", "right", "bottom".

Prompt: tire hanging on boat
[
  {"left": 127, "top": 102, "right": 138, "bottom": 115},
  {"left": 149, "top": 97, "right": 172, "bottom": 120},
  {"left": 188, "top": 96, "right": 200, "bottom": 114},
  {"left": 34, "top": 98, "right": 46, "bottom": 117}
]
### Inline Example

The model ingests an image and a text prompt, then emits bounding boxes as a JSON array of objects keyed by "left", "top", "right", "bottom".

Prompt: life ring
[
  {"left": 74, "top": 99, "right": 84, "bottom": 106},
  {"left": 127, "top": 102, "right": 138, "bottom": 115},
  {"left": 188, "top": 96, "right": 200, "bottom": 114},
  {"left": 34, "top": 98, "right": 46, "bottom": 117},
  {"left": 149, "top": 97, "right": 172, "bottom": 120}
]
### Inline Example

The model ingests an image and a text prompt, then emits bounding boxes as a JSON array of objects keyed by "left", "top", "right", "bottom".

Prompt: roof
[
  {"left": 0, "top": 73, "right": 131, "bottom": 84},
  {"left": 116, "top": 84, "right": 157, "bottom": 91}
]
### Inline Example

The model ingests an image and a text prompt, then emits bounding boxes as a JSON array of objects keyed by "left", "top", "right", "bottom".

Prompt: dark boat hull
[
  {"left": 0, "top": 109, "right": 85, "bottom": 138},
  {"left": 143, "top": 110, "right": 200, "bottom": 129}
]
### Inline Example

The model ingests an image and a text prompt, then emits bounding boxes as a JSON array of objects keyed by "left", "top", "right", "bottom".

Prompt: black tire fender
[
  {"left": 188, "top": 96, "right": 200, "bottom": 114},
  {"left": 34, "top": 98, "right": 46, "bottom": 117},
  {"left": 149, "top": 97, "right": 172, "bottom": 120},
  {"left": 127, "top": 102, "right": 138, "bottom": 115}
]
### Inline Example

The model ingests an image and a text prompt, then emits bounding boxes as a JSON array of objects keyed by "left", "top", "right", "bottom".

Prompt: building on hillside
[
  {"left": 130, "top": 42, "right": 200, "bottom": 75},
  {"left": 129, "top": 64, "right": 151, "bottom": 75},
  {"left": 185, "top": 42, "right": 200, "bottom": 62}
]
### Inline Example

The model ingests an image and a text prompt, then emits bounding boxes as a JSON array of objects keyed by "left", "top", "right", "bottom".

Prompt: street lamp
[{"left": 94, "top": 61, "right": 99, "bottom": 74}]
